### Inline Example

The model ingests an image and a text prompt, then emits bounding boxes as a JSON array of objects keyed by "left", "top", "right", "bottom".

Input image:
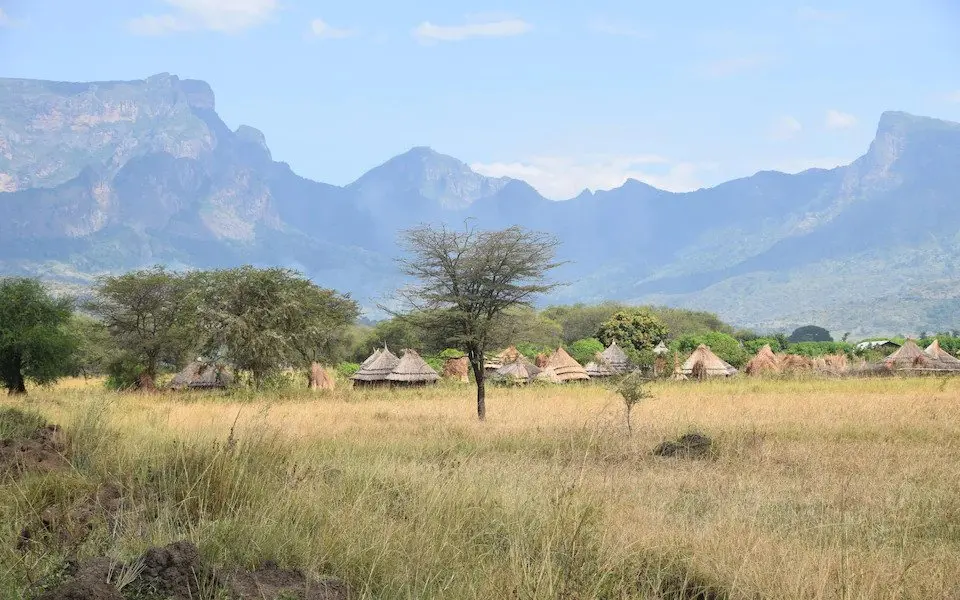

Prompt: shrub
[
  {"left": 336, "top": 362, "right": 361, "bottom": 379},
  {"left": 566, "top": 338, "right": 604, "bottom": 366}
]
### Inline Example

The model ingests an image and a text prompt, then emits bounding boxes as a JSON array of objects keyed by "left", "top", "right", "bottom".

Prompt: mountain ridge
[{"left": 2, "top": 73, "right": 960, "bottom": 337}]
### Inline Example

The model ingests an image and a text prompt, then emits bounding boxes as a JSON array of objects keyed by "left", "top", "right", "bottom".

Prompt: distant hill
[{"left": 2, "top": 73, "right": 959, "bottom": 337}]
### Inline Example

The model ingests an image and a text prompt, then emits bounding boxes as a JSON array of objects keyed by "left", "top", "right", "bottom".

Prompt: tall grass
[{"left": 1, "top": 377, "right": 959, "bottom": 598}]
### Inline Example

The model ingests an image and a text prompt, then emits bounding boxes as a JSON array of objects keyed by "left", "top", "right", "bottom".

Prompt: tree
[
  {"left": 395, "top": 223, "right": 562, "bottom": 420},
  {"left": 192, "top": 266, "right": 358, "bottom": 384},
  {"left": 0, "top": 278, "right": 77, "bottom": 394},
  {"left": 788, "top": 325, "right": 833, "bottom": 343},
  {"left": 64, "top": 314, "right": 117, "bottom": 379},
  {"left": 86, "top": 267, "right": 195, "bottom": 390},
  {"left": 567, "top": 338, "right": 605, "bottom": 366},
  {"left": 613, "top": 372, "right": 653, "bottom": 435},
  {"left": 596, "top": 311, "right": 668, "bottom": 353}
]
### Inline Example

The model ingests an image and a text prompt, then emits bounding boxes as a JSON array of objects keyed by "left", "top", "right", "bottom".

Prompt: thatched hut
[
  {"left": 545, "top": 347, "right": 590, "bottom": 382},
  {"left": 682, "top": 345, "right": 738, "bottom": 379},
  {"left": 386, "top": 349, "right": 440, "bottom": 386},
  {"left": 745, "top": 345, "right": 780, "bottom": 376},
  {"left": 925, "top": 340, "right": 960, "bottom": 368},
  {"left": 885, "top": 340, "right": 945, "bottom": 371},
  {"left": 359, "top": 348, "right": 381, "bottom": 369},
  {"left": 534, "top": 367, "right": 563, "bottom": 384},
  {"left": 352, "top": 346, "right": 400, "bottom": 386},
  {"left": 443, "top": 356, "right": 470, "bottom": 383},
  {"left": 599, "top": 341, "right": 630, "bottom": 374},
  {"left": 484, "top": 346, "right": 522, "bottom": 371},
  {"left": 169, "top": 361, "right": 233, "bottom": 390},
  {"left": 496, "top": 359, "right": 541, "bottom": 384},
  {"left": 585, "top": 360, "right": 615, "bottom": 378}
]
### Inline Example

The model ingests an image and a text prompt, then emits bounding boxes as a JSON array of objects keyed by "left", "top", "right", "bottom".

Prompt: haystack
[
  {"left": 309, "top": 362, "right": 335, "bottom": 390},
  {"left": 925, "top": 340, "right": 960, "bottom": 368},
  {"left": 745, "top": 345, "right": 780, "bottom": 376},
  {"left": 386, "top": 349, "right": 440, "bottom": 386},
  {"left": 535, "top": 353, "right": 550, "bottom": 368},
  {"left": 885, "top": 340, "right": 943, "bottom": 371},
  {"left": 813, "top": 354, "right": 849, "bottom": 375},
  {"left": 496, "top": 359, "right": 541, "bottom": 384},
  {"left": 599, "top": 341, "right": 630, "bottom": 374},
  {"left": 545, "top": 347, "right": 590, "bottom": 382},
  {"left": 352, "top": 346, "right": 400, "bottom": 386},
  {"left": 169, "top": 361, "right": 233, "bottom": 390},
  {"left": 778, "top": 354, "right": 814, "bottom": 373},
  {"left": 682, "top": 345, "right": 737, "bottom": 378},
  {"left": 443, "top": 356, "right": 470, "bottom": 383}
]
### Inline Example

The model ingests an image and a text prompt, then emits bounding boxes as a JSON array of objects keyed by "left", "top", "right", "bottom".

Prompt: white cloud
[
  {"left": 825, "top": 109, "right": 857, "bottom": 129},
  {"left": 413, "top": 17, "right": 531, "bottom": 43},
  {"left": 769, "top": 116, "right": 803, "bottom": 140},
  {"left": 309, "top": 19, "right": 356, "bottom": 40},
  {"left": 471, "top": 154, "right": 706, "bottom": 199},
  {"left": 796, "top": 6, "right": 846, "bottom": 23},
  {"left": 699, "top": 55, "right": 774, "bottom": 78},
  {"left": 587, "top": 18, "right": 648, "bottom": 38},
  {"left": 128, "top": 0, "right": 278, "bottom": 35}
]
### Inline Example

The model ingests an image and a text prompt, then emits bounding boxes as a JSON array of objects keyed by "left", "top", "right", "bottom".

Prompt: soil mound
[
  {"left": 226, "top": 561, "right": 353, "bottom": 599},
  {"left": 37, "top": 541, "right": 352, "bottom": 600},
  {"left": 653, "top": 432, "right": 714, "bottom": 460},
  {"left": 0, "top": 424, "right": 68, "bottom": 476},
  {"left": 17, "top": 483, "right": 123, "bottom": 552}
]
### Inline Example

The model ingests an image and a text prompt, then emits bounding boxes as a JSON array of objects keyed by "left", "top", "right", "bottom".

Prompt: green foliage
[
  {"left": 515, "top": 342, "right": 552, "bottom": 360},
  {"left": 64, "top": 314, "right": 117, "bottom": 378},
  {"left": 566, "top": 338, "right": 604, "bottom": 366},
  {"left": 787, "top": 341, "right": 854, "bottom": 357},
  {"left": 489, "top": 307, "right": 563, "bottom": 351},
  {"left": 788, "top": 325, "right": 834, "bottom": 343},
  {"left": 336, "top": 362, "right": 361, "bottom": 378},
  {"left": 596, "top": 311, "right": 668, "bottom": 353},
  {"left": 104, "top": 354, "right": 145, "bottom": 391},
  {"left": 86, "top": 266, "right": 195, "bottom": 382},
  {"left": 424, "top": 356, "right": 445, "bottom": 374},
  {"left": 0, "top": 277, "right": 77, "bottom": 393},
  {"left": 192, "top": 266, "right": 359, "bottom": 384},
  {"left": 542, "top": 302, "right": 733, "bottom": 344},
  {"left": 438, "top": 348, "right": 466, "bottom": 359},
  {"left": 356, "top": 316, "right": 429, "bottom": 361},
  {"left": 646, "top": 306, "right": 734, "bottom": 338},
  {"left": 612, "top": 372, "right": 654, "bottom": 434},
  {"left": 743, "top": 336, "right": 785, "bottom": 355},
  {"left": 672, "top": 331, "right": 749, "bottom": 368}
]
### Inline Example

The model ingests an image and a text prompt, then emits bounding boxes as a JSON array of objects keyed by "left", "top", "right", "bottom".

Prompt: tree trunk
[
  {"left": 7, "top": 370, "right": 26, "bottom": 395},
  {"left": 468, "top": 352, "right": 486, "bottom": 421},
  {"left": 625, "top": 404, "right": 633, "bottom": 435}
]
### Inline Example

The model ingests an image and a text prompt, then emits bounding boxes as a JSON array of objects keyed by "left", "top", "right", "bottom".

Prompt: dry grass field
[{"left": 1, "top": 376, "right": 959, "bottom": 599}]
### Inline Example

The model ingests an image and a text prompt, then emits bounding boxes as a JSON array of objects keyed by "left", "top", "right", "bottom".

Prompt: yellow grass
[{"left": 2, "top": 377, "right": 959, "bottom": 598}]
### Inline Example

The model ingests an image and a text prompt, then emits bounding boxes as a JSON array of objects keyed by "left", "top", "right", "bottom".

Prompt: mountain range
[{"left": 2, "top": 73, "right": 960, "bottom": 337}]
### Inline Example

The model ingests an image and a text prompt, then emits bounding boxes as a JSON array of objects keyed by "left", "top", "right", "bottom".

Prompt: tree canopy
[
  {"left": 0, "top": 278, "right": 77, "bottom": 394},
  {"left": 788, "top": 325, "right": 834, "bottom": 343},
  {"left": 396, "top": 223, "right": 562, "bottom": 420},
  {"left": 596, "top": 311, "right": 669, "bottom": 353}
]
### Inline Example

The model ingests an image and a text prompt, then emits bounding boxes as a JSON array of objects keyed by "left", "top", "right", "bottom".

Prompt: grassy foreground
[{"left": 1, "top": 377, "right": 959, "bottom": 599}]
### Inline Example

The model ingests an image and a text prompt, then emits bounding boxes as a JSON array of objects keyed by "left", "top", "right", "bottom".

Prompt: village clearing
[{"left": 1, "top": 377, "right": 959, "bottom": 599}]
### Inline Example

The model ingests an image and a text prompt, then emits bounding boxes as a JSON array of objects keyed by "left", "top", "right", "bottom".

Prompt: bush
[
  {"left": 672, "top": 332, "right": 748, "bottom": 368},
  {"left": 787, "top": 341, "right": 854, "bottom": 357},
  {"left": 336, "top": 362, "right": 361, "bottom": 379},
  {"left": 566, "top": 338, "right": 604, "bottom": 366},
  {"left": 438, "top": 348, "right": 465, "bottom": 359},
  {"left": 105, "top": 355, "right": 145, "bottom": 391}
]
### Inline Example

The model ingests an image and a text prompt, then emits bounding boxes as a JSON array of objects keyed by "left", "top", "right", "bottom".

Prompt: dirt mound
[
  {"left": 653, "top": 432, "right": 714, "bottom": 460},
  {"left": 38, "top": 541, "right": 352, "bottom": 600},
  {"left": 0, "top": 424, "right": 68, "bottom": 476},
  {"left": 17, "top": 483, "right": 123, "bottom": 553},
  {"left": 226, "top": 561, "right": 353, "bottom": 599}
]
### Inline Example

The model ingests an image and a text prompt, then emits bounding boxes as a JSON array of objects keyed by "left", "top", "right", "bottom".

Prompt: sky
[{"left": 1, "top": 0, "right": 959, "bottom": 199}]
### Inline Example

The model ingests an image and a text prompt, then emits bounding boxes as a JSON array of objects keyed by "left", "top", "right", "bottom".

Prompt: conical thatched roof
[
  {"left": 546, "top": 347, "right": 590, "bottom": 382},
  {"left": 682, "top": 345, "right": 738, "bottom": 377},
  {"left": 585, "top": 361, "right": 615, "bottom": 378},
  {"left": 169, "top": 361, "right": 233, "bottom": 390},
  {"left": 534, "top": 367, "right": 562, "bottom": 384},
  {"left": 599, "top": 341, "right": 630, "bottom": 373},
  {"left": 925, "top": 340, "right": 960, "bottom": 366},
  {"left": 884, "top": 340, "right": 939, "bottom": 370},
  {"left": 745, "top": 344, "right": 780, "bottom": 376},
  {"left": 359, "top": 348, "right": 382, "bottom": 369},
  {"left": 496, "top": 359, "right": 541, "bottom": 383},
  {"left": 387, "top": 349, "right": 440, "bottom": 384},
  {"left": 353, "top": 346, "right": 400, "bottom": 382},
  {"left": 653, "top": 341, "right": 670, "bottom": 355}
]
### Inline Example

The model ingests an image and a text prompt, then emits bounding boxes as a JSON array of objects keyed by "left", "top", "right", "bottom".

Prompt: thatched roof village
[
  {"left": 598, "top": 341, "right": 630, "bottom": 374},
  {"left": 496, "top": 359, "right": 542, "bottom": 384},
  {"left": 353, "top": 346, "right": 401, "bottom": 386},
  {"left": 544, "top": 347, "right": 590, "bottom": 382},
  {"left": 386, "top": 349, "right": 440, "bottom": 386},
  {"left": 925, "top": 340, "right": 960, "bottom": 368},
  {"left": 169, "top": 361, "right": 234, "bottom": 390}
]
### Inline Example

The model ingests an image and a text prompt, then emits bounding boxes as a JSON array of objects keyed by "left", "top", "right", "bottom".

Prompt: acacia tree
[
  {"left": 191, "top": 266, "right": 358, "bottom": 384},
  {"left": 0, "top": 278, "right": 77, "bottom": 394},
  {"left": 396, "top": 223, "right": 562, "bottom": 420},
  {"left": 86, "top": 267, "right": 195, "bottom": 389}
]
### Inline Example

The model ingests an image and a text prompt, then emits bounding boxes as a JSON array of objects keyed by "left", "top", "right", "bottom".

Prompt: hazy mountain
[{"left": 2, "top": 74, "right": 959, "bottom": 337}]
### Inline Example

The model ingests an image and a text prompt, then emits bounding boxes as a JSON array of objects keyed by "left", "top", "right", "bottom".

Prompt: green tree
[
  {"left": 193, "top": 266, "right": 358, "bottom": 384},
  {"left": 788, "top": 325, "right": 834, "bottom": 343},
  {"left": 86, "top": 267, "right": 196, "bottom": 389},
  {"left": 613, "top": 372, "right": 653, "bottom": 435},
  {"left": 0, "top": 278, "right": 77, "bottom": 394},
  {"left": 64, "top": 314, "right": 117, "bottom": 379},
  {"left": 596, "top": 311, "right": 668, "bottom": 353},
  {"left": 566, "top": 338, "right": 605, "bottom": 366},
  {"left": 542, "top": 302, "right": 629, "bottom": 343},
  {"left": 395, "top": 223, "right": 562, "bottom": 420}
]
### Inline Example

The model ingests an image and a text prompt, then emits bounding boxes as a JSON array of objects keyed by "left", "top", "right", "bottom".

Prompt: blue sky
[{"left": 1, "top": 0, "right": 959, "bottom": 198}]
